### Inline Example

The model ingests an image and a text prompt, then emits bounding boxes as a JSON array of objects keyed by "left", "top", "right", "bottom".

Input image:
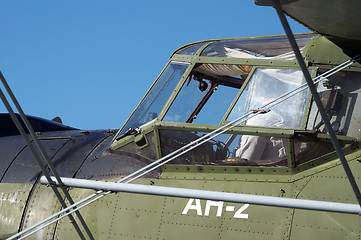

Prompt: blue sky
[{"left": 0, "top": 0, "right": 309, "bottom": 130}]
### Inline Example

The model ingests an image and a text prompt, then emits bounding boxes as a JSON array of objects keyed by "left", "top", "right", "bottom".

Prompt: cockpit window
[
  {"left": 176, "top": 43, "right": 205, "bottom": 55},
  {"left": 118, "top": 62, "right": 189, "bottom": 136},
  {"left": 163, "top": 64, "right": 252, "bottom": 125},
  {"left": 200, "top": 35, "right": 314, "bottom": 58},
  {"left": 227, "top": 68, "right": 309, "bottom": 129},
  {"left": 307, "top": 70, "right": 361, "bottom": 137},
  {"left": 159, "top": 129, "right": 288, "bottom": 167}
]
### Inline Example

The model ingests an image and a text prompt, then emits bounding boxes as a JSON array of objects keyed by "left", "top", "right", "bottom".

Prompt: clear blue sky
[{"left": 0, "top": 0, "right": 309, "bottom": 130}]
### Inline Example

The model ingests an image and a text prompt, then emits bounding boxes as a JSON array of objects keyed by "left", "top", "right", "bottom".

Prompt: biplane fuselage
[
  {"left": 1, "top": 1, "right": 361, "bottom": 239},
  {"left": 1, "top": 32, "right": 361, "bottom": 239}
]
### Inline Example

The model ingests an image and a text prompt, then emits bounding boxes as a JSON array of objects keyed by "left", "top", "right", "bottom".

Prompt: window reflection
[
  {"left": 176, "top": 43, "right": 205, "bottom": 55},
  {"left": 159, "top": 129, "right": 288, "bottom": 167},
  {"left": 228, "top": 68, "right": 309, "bottom": 129},
  {"left": 118, "top": 62, "right": 189, "bottom": 136},
  {"left": 200, "top": 35, "right": 314, "bottom": 58},
  {"left": 307, "top": 70, "right": 361, "bottom": 137},
  {"left": 163, "top": 64, "right": 251, "bottom": 125},
  {"left": 235, "top": 135, "right": 286, "bottom": 162},
  {"left": 294, "top": 140, "right": 336, "bottom": 165}
]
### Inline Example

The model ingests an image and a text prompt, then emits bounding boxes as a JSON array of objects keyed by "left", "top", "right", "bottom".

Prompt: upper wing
[{"left": 256, "top": 0, "right": 361, "bottom": 41}]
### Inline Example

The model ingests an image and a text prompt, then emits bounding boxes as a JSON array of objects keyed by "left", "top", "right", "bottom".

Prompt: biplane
[{"left": 1, "top": 0, "right": 361, "bottom": 239}]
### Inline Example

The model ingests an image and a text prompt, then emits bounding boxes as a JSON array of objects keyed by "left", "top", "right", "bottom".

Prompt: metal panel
[
  {"left": 1, "top": 139, "right": 69, "bottom": 183},
  {"left": 0, "top": 183, "right": 33, "bottom": 239},
  {"left": 290, "top": 210, "right": 360, "bottom": 240},
  {"left": 53, "top": 181, "right": 164, "bottom": 239},
  {"left": 291, "top": 160, "right": 361, "bottom": 239},
  {"left": 77, "top": 132, "right": 159, "bottom": 181},
  {"left": 0, "top": 135, "right": 27, "bottom": 181},
  {"left": 48, "top": 130, "right": 114, "bottom": 178},
  {"left": 19, "top": 184, "right": 63, "bottom": 240},
  {"left": 13, "top": 130, "right": 114, "bottom": 239},
  {"left": 46, "top": 176, "right": 326, "bottom": 240}
]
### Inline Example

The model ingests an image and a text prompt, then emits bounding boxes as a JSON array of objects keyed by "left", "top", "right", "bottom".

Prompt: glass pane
[
  {"left": 118, "top": 62, "right": 189, "bottom": 136},
  {"left": 228, "top": 68, "right": 309, "bottom": 129},
  {"left": 194, "top": 86, "right": 240, "bottom": 124},
  {"left": 176, "top": 43, "right": 205, "bottom": 55},
  {"left": 294, "top": 140, "right": 336, "bottom": 165},
  {"left": 163, "top": 74, "right": 206, "bottom": 123},
  {"left": 235, "top": 135, "right": 287, "bottom": 164},
  {"left": 159, "top": 129, "right": 287, "bottom": 167},
  {"left": 163, "top": 64, "right": 250, "bottom": 125},
  {"left": 307, "top": 70, "right": 361, "bottom": 137},
  {"left": 201, "top": 35, "right": 314, "bottom": 58}
]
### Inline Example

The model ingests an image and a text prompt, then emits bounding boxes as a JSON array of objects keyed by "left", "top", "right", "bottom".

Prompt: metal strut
[
  {"left": 269, "top": 0, "right": 361, "bottom": 207},
  {"left": 0, "top": 72, "right": 94, "bottom": 240},
  {"left": 41, "top": 176, "right": 361, "bottom": 215}
]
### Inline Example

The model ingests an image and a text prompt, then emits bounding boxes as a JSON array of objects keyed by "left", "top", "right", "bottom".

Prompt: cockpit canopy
[
  {"left": 176, "top": 35, "right": 313, "bottom": 58},
  {"left": 112, "top": 33, "right": 361, "bottom": 168}
]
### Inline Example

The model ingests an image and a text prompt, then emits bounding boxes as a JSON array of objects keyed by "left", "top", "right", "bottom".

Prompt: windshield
[
  {"left": 163, "top": 64, "right": 252, "bottom": 125},
  {"left": 118, "top": 61, "right": 189, "bottom": 136}
]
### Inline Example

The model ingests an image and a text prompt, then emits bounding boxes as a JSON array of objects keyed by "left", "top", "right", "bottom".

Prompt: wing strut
[
  {"left": 41, "top": 176, "right": 361, "bottom": 215},
  {"left": 0, "top": 73, "right": 94, "bottom": 240},
  {"left": 259, "top": 0, "right": 361, "bottom": 207}
]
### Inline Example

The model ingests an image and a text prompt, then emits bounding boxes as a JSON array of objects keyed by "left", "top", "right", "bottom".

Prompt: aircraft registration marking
[{"left": 182, "top": 198, "right": 249, "bottom": 219}]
